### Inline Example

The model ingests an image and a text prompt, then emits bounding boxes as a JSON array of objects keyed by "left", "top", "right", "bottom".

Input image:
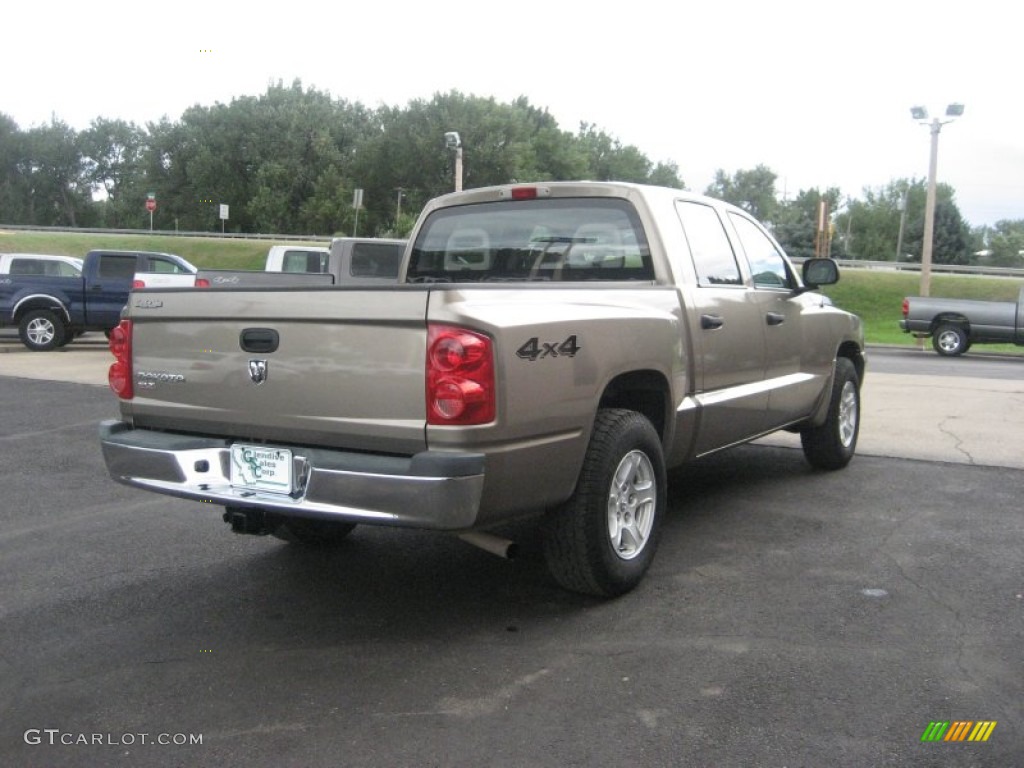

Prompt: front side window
[
  {"left": 675, "top": 201, "right": 742, "bottom": 287},
  {"left": 730, "top": 213, "right": 793, "bottom": 289},
  {"left": 407, "top": 198, "right": 653, "bottom": 282}
]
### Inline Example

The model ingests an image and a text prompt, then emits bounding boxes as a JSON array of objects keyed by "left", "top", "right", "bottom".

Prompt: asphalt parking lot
[{"left": 1, "top": 342, "right": 1021, "bottom": 767}]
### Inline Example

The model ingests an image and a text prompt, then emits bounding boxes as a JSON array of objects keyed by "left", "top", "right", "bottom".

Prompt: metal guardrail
[
  {"left": 837, "top": 259, "right": 1023, "bottom": 278},
  {"left": 0, "top": 224, "right": 331, "bottom": 243},
  {"left": 792, "top": 256, "right": 1024, "bottom": 279}
]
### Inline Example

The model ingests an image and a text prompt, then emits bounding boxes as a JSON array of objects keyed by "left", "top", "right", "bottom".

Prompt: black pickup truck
[{"left": 0, "top": 249, "right": 195, "bottom": 351}]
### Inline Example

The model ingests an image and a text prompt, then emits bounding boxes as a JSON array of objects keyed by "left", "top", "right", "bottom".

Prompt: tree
[
  {"left": 134, "top": 81, "right": 381, "bottom": 234},
  {"left": 835, "top": 181, "right": 917, "bottom": 260},
  {"left": 704, "top": 165, "right": 779, "bottom": 223},
  {"left": 984, "top": 220, "right": 1024, "bottom": 267},
  {"left": 901, "top": 184, "right": 971, "bottom": 265},
  {"left": 80, "top": 118, "right": 147, "bottom": 228},
  {"left": 0, "top": 113, "right": 31, "bottom": 223},
  {"left": 773, "top": 187, "right": 842, "bottom": 260},
  {"left": 24, "top": 119, "right": 93, "bottom": 226}
]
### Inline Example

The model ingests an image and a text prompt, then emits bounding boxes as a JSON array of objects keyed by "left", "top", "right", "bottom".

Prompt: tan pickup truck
[{"left": 99, "top": 182, "right": 865, "bottom": 596}]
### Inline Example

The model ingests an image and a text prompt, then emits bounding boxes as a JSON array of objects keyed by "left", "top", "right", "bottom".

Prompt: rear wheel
[
  {"left": 272, "top": 518, "right": 356, "bottom": 546},
  {"left": 932, "top": 323, "right": 969, "bottom": 356},
  {"left": 800, "top": 357, "right": 860, "bottom": 470},
  {"left": 542, "top": 408, "right": 666, "bottom": 597},
  {"left": 18, "top": 309, "right": 66, "bottom": 351}
]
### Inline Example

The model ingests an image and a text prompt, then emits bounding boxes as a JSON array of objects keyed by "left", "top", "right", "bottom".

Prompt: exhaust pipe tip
[{"left": 458, "top": 531, "right": 518, "bottom": 560}]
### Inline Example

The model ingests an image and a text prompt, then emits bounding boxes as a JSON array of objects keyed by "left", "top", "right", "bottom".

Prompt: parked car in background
[
  {"left": 264, "top": 238, "right": 406, "bottom": 282},
  {"left": 0, "top": 249, "right": 196, "bottom": 351},
  {"left": 193, "top": 238, "right": 408, "bottom": 288},
  {"left": 265, "top": 245, "right": 329, "bottom": 272},
  {"left": 900, "top": 286, "right": 1024, "bottom": 355},
  {"left": 323, "top": 237, "right": 407, "bottom": 282},
  {"left": 0, "top": 253, "right": 83, "bottom": 277},
  {"left": 132, "top": 255, "right": 198, "bottom": 289}
]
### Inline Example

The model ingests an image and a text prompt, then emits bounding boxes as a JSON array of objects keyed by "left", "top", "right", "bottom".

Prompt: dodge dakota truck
[
  {"left": 99, "top": 182, "right": 865, "bottom": 597},
  {"left": 0, "top": 249, "right": 196, "bottom": 350},
  {"left": 900, "top": 286, "right": 1024, "bottom": 355}
]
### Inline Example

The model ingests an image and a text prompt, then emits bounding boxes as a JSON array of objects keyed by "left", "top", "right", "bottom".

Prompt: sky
[{"left": 5, "top": 0, "right": 1023, "bottom": 228}]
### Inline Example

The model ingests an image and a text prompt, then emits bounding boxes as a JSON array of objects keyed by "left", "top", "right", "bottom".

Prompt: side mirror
[{"left": 802, "top": 258, "right": 839, "bottom": 289}]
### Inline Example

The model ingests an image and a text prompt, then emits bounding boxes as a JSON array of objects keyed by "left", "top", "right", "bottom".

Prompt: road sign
[{"left": 146, "top": 198, "right": 157, "bottom": 212}]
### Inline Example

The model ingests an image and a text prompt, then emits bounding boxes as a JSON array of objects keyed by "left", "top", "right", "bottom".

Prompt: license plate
[{"left": 230, "top": 444, "right": 293, "bottom": 494}]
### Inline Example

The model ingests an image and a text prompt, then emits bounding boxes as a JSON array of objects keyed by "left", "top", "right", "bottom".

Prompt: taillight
[
  {"left": 426, "top": 325, "right": 495, "bottom": 425},
  {"left": 132, "top": 279, "right": 146, "bottom": 289},
  {"left": 194, "top": 278, "right": 210, "bottom": 288},
  {"left": 902, "top": 298, "right": 909, "bottom": 317},
  {"left": 108, "top": 319, "right": 133, "bottom": 399}
]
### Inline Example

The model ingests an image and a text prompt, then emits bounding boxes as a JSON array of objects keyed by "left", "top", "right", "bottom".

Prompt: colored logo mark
[{"left": 921, "top": 721, "right": 997, "bottom": 742}]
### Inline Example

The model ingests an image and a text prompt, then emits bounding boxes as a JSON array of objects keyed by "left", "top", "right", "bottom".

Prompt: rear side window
[
  {"left": 10, "top": 259, "right": 46, "bottom": 275},
  {"left": 675, "top": 201, "right": 742, "bottom": 287},
  {"left": 9, "top": 258, "right": 79, "bottom": 276},
  {"left": 407, "top": 198, "right": 653, "bottom": 282}
]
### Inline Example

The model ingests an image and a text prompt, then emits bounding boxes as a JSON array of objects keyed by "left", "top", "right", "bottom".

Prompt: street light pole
[{"left": 911, "top": 103, "right": 964, "bottom": 297}]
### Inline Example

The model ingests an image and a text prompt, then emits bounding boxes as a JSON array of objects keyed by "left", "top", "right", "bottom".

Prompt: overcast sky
[{"left": 6, "top": 0, "right": 1022, "bottom": 227}]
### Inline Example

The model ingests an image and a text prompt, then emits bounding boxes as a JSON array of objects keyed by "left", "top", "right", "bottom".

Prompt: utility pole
[{"left": 910, "top": 103, "right": 964, "bottom": 297}]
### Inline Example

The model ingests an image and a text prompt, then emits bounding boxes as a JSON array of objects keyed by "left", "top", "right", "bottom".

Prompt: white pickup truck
[
  {"left": 266, "top": 238, "right": 406, "bottom": 281},
  {"left": 100, "top": 182, "right": 865, "bottom": 597},
  {"left": 0, "top": 252, "right": 83, "bottom": 277}
]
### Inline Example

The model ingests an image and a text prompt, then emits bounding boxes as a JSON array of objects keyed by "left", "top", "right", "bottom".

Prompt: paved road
[{"left": 1, "top": 346, "right": 1022, "bottom": 767}]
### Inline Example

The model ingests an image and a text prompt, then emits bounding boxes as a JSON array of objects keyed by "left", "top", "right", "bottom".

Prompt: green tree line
[{"left": 2, "top": 80, "right": 1022, "bottom": 267}]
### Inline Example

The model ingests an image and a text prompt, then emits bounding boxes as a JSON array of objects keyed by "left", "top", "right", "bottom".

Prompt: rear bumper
[{"left": 99, "top": 420, "right": 486, "bottom": 530}]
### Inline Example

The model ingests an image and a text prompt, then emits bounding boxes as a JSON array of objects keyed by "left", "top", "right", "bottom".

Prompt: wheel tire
[
  {"left": 18, "top": 309, "right": 66, "bottom": 351},
  {"left": 932, "top": 323, "right": 969, "bottom": 356},
  {"left": 542, "top": 408, "right": 666, "bottom": 597},
  {"left": 800, "top": 357, "right": 860, "bottom": 470},
  {"left": 272, "top": 518, "right": 356, "bottom": 546}
]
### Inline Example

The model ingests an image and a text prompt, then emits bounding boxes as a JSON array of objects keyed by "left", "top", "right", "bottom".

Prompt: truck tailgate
[{"left": 125, "top": 287, "right": 430, "bottom": 454}]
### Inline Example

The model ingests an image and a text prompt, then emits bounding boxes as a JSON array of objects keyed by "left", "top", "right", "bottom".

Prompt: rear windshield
[
  {"left": 282, "top": 250, "right": 328, "bottom": 273},
  {"left": 407, "top": 197, "right": 653, "bottom": 283}
]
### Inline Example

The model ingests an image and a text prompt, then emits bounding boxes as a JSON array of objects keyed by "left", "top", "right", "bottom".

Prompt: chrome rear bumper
[{"left": 99, "top": 420, "right": 485, "bottom": 530}]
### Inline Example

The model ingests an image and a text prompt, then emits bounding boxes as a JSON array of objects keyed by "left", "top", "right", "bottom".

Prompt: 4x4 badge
[{"left": 248, "top": 359, "right": 268, "bottom": 385}]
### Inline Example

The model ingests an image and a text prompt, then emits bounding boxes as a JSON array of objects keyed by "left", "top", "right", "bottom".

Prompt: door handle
[
  {"left": 701, "top": 314, "right": 724, "bottom": 330},
  {"left": 766, "top": 312, "right": 786, "bottom": 326}
]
